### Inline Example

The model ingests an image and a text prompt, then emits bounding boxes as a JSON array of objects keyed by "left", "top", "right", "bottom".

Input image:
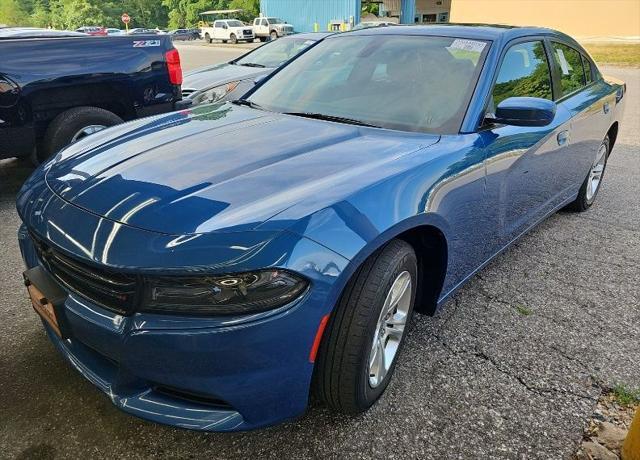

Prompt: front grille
[
  {"left": 155, "top": 385, "right": 233, "bottom": 409},
  {"left": 243, "top": 29, "right": 252, "bottom": 35},
  {"left": 181, "top": 88, "right": 196, "bottom": 98},
  {"left": 31, "top": 233, "right": 139, "bottom": 315}
]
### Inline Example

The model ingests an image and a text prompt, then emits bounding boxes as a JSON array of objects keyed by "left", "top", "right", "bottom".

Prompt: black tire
[
  {"left": 259, "top": 36, "right": 267, "bottom": 42},
  {"left": 39, "top": 107, "right": 122, "bottom": 163},
  {"left": 205, "top": 33, "right": 212, "bottom": 44},
  {"left": 270, "top": 30, "right": 278, "bottom": 40},
  {"left": 229, "top": 34, "right": 237, "bottom": 44},
  {"left": 566, "top": 135, "right": 610, "bottom": 212},
  {"left": 313, "top": 239, "right": 417, "bottom": 414}
]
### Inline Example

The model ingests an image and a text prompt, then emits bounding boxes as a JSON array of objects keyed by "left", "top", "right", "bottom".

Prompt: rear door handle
[
  {"left": 603, "top": 102, "right": 610, "bottom": 114},
  {"left": 557, "top": 130, "right": 569, "bottom": 146}
]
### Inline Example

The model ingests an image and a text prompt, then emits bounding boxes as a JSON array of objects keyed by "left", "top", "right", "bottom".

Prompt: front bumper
[{"left": 17, "top": 179, "right": 349, "bottom": 430}]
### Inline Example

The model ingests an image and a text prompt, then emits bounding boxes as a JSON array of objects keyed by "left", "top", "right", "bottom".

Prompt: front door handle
[
  {"left": 557, "top": 130, "right": 569, "bottom": 146},
  {"left": 603, "top": 102, "right": 610, "bottom": 114}
]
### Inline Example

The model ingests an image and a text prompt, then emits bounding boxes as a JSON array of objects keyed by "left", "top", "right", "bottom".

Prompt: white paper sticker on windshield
[
  {"left": 448, "top": 39, "right": 486, "bottom": 53},
  {"left": 556, "top": 48, "right": 570, "bottom": 75}
]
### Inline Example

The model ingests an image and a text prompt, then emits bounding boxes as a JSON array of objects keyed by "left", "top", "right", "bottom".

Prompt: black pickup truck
[{"left": 0, "top": 28, "right": 182, "bottom": 163}]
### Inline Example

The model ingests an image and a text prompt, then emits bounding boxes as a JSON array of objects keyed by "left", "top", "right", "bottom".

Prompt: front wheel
[
  {"left": 229, "top": 33, "right": 237, "bottom": 44},
  {"left": 566, "top": 135, "right": 610, "bottom": 212},
  {"left": 313, "top": 239, "right": 417, "bottom": 414},
  {"left": 204, "top": 33, "right": 212, "bottom": 44},
  {"left": 270, "top": 30, "right": 278, "bottom": 40}
]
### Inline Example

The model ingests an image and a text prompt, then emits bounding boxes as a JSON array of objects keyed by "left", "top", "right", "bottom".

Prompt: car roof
[
  {"left": 343, "top": 23, "right": 569, "bottom": 42},
  {"left": 284, "top": 32, "right": 333, "bottom": 40}
]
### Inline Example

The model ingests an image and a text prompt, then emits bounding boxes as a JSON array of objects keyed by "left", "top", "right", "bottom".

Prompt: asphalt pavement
[{"left": 0, "top": 52, "right": 638, "bottom": 459}]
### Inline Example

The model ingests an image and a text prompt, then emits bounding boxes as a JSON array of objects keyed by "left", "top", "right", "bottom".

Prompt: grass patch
[
  {"left": 514, "top": 304, "right": 533, "bottom": 316},
  {"left": 582, "top": 43, "right": 640, "bottom": 67},
  {"left": 612, "top": 384, "right": 640, "bottom": 406}
]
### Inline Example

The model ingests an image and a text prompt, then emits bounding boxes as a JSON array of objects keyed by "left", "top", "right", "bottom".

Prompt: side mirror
[{"left": 488, "top": 97, "right": 556, "bottom": 127}]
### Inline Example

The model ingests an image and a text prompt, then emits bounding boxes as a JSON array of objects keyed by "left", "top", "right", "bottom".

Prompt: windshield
[
  {"left": 267, "top": 18, "right": 283, "bottom": 24},
  {"left": 226, "top": 20, "right": 244, "bottom": 27},
  {"left": 236, "top": 37, "right": 317, "bottom": 68},
  {"left": 247, "top": 35, "right": 489, "bottom": 133}
]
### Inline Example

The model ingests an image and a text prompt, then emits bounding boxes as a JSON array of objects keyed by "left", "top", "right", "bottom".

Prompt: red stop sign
[{"left": 121, "top": 13, "right": 130, "bottom": 24}]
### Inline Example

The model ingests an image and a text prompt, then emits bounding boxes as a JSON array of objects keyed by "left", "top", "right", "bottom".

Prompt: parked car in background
[
  {"left": 75, "top": 26, "right": 107, "bottom": 36},
  {"left": 352, "top": 20, "right": 397, "bottom": 30},
  {"left": 15, "top": 25, "right": 625, "bottom": 432},
  {"left": 252, "top": 16, "right": 294, "bottom": 41},
  {"left": 169, "top": 29, "right": 196, "bottom": 41},
  {"left": 201, "top": 19, "right": 254, "bottom": 44},
  {"left": 105, "top": 28, "right": 124, "bottom": 36},
  {"left": 0, "top": 30, "right": 182, "bottom": 163},
  {"left": 180, "top": 32, "right": 331, "bottom": 107},
  {"left": 128, "top": 28, "right": 157, "bottom": 35},
  {"left": 0, "top": 27, "right": 84, "bottom": 38}
]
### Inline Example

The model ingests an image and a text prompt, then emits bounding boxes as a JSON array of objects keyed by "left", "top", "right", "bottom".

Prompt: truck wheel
[
  {"left": 204, "top": 33, "right": 212, "bottom": 44},
  {"left": 313, "top": 239, "right": 417, "bottom": 414},
  {"left": 229, "top": 34, "right": 237, "bottom": 44},
  {"left": 259, "top": 36, "right": 267, "bottom": 42},
  {"left": 270, "top": 30, "right": 278, "bottom": 40},
  {"left": 39, "top": 107, "right": 122, "bottom": 163}
]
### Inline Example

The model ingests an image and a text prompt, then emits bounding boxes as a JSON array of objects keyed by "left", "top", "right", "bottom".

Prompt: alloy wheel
[
  {"left": 586, "top": 142, "right": 607, "bottom": 201},
  {"left": 368, "top": 270, "right": 412, "bottom": 388}
]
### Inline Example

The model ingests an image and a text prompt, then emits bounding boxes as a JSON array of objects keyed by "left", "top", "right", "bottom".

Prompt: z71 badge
[{"left": 133, "top": 40, "right": 161, "bottom": 48}]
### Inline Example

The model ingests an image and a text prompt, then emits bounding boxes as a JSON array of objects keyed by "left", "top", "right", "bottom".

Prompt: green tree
[
  {"left": 0, "top": 0, "right": 29, "bottom": 25},
  {"left": 29, "top": 0, "right": 51, "bottom": 27}
]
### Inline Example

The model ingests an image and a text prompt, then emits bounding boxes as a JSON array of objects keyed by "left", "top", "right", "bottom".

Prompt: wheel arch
[
  {"left": 606, "top": 121, "right": 618, "bottom": 155},
  {"left": 324, "top": 216, "right": 450, "bottom": 319}
]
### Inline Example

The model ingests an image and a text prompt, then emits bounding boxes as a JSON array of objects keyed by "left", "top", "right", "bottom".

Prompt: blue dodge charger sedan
[{"left": 16, "top": 25, "right": 625, "bottom": 431}]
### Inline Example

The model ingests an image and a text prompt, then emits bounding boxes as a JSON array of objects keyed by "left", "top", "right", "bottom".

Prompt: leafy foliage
[{"left": 0, "top": 0, "right": 258, "bottom": 29}]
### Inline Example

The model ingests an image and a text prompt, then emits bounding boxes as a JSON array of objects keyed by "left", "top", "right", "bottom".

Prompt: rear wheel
[
  {"left": 314, "top": 239, "right": 417, "bottom": 413},
  {"left": 38, "top": 106, "right": 122, "bottom": 164},
  {"left": 566, "top": 135, "right": 610, "bottom": 212},
  {"left": 229, "top": 33, "right": 237, "bottom": 44}
]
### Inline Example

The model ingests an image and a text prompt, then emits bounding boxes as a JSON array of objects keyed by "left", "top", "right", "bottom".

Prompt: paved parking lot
[{"left": 0, "top": 47, "right": 638, "bottom": 459}]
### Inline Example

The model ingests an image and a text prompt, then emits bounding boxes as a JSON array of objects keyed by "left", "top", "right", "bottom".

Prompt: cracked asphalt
[{"left": 0, "top": 63, "right": 638, "bottom": 459}]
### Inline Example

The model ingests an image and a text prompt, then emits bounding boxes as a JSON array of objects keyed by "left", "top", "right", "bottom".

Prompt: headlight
[
  {"left": 190, "top": 81, "right": 240, "bottom": 105},
  {"left": 142, "top": 269, "right": 308, "bottom": 315}
]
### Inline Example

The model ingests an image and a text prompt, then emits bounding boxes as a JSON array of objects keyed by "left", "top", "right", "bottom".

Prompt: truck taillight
[{"left": 165, "top": 49, "right": 183, "bottom": 86}]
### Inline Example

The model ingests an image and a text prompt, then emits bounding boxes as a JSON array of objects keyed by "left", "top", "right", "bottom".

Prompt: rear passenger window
[
  {"left": 552, "top": 42, "right": 586, "bottom": 96},
  {"left": 492, "top": 41, "right": 552, "bottom": 106},
  {"left": 582, "top": 55, "right": 593, "bottom": 84}
]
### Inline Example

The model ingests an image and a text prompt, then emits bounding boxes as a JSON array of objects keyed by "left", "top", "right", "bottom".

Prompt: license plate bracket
[{"left": 24, "top": 266, "right": 69, "bottom": 338}]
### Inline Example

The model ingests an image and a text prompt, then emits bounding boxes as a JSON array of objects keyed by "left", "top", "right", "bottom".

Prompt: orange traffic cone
[{"left": 623, "top": 407, "right": 640, "bottom": 460}]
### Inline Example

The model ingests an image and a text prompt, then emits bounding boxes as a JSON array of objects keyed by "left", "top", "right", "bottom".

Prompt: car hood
[
  {"left": 44, "top": 103, "right": 438, "bottom": 235},
  {"left": 182, "top": 63, "right": 270, "bottom": 93}
]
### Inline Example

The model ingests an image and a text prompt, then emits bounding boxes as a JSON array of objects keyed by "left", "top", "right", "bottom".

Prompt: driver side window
[{"left": 492, "top": 41, "right": 553, "bottom": 107}]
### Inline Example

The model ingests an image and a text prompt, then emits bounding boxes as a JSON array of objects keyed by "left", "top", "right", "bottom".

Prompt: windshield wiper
[
  {"left": 232, "top": 99, "right": 265, "bottom": 110},
  {"left": 283, "top": 112, "right": 381, "bottom": 128},
  {"left": 238, "top": 62, "right": 266, "bottom": 68}
]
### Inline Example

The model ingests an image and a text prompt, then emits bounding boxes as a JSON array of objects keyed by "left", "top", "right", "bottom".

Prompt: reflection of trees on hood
[{"left": 191, "top": 103, "right": 232, "bottom": 121}]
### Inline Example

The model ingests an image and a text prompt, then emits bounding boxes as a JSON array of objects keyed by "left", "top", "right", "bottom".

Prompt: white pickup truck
[
  {"left": 201, "top": 19, "right": 255, "bottom": 44},
  {"left": 252, "top": 17, "right": 294, "bottom": 41}
]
